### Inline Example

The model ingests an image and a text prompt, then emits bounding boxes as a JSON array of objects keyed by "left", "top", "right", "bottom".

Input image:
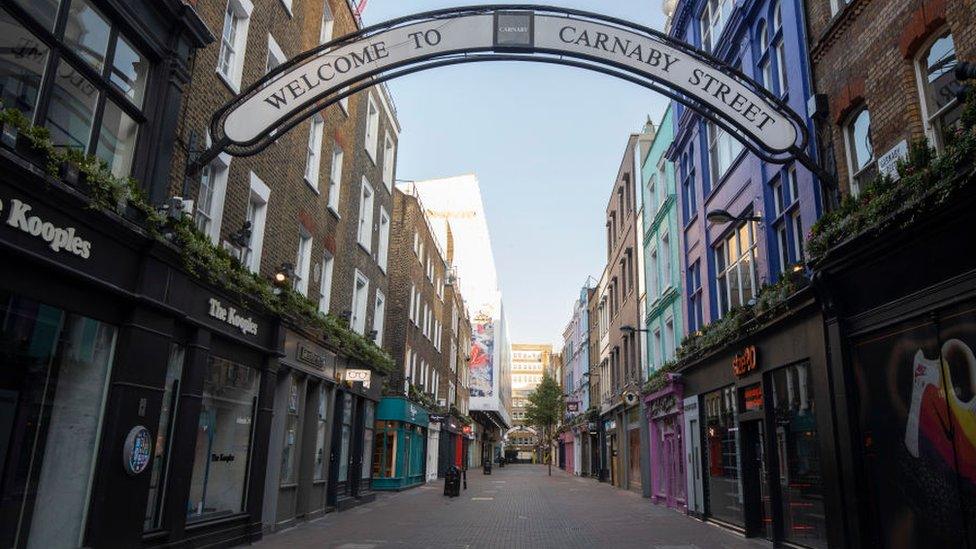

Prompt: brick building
[
  {"left": 167, "top": 0, "right": 400, "bottom": 530},
  {"left": 806, "top": 0, "right": 975, "bottom": 197}
]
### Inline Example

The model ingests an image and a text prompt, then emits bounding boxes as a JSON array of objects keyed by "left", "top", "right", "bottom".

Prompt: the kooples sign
[
  {"left": 0, "top": 197, "right": 92, "bottom": 258},
  {"left": 218, "top": 10, "right": 800, "bottom": 155},
  {"left": 208, "top": 298, "right": 258, "bottom": 336}
]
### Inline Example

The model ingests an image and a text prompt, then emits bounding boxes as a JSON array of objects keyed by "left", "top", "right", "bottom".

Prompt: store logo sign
[
  {"left": 208, "top": 298, "right": 258, "bottom": 336},
  {"left": 0, "top": 197, "right": 92, "bottom": 258},
  {"left": 346, "top": 368, "right": 371, "bottom": 388},
  {"left": 732, "top": 345, "right": 758, "bottom": 377}
]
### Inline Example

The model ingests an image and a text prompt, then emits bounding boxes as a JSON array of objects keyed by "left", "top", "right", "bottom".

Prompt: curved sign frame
[{"left": 199, "top": 5, "right": 810, "bottom": 168}]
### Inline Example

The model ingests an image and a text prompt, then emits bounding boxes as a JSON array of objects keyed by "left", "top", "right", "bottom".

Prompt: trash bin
[
  {"left": 444, "top": 465, "right": 461, "bottom": 497},
  {"left": 483, "top": 458, "right": 492, "bottom": 475}
]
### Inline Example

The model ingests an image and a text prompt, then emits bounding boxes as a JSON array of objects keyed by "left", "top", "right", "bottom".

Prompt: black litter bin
[
  {"left": 483, "top": 458, "right": 492, "bottom": 475},
  {"left": 444, "top": 466, "right": 461, "bottom": 497}
]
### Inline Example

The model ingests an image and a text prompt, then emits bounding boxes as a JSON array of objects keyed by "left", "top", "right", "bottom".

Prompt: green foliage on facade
[
  {"left": 807, "top": 92, "right": 976, "bottom": 261},
  {"left": 0, "top": 107, "right": 394, "bottom": 375}
]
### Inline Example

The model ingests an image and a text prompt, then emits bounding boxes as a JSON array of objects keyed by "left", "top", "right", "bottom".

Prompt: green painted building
[
  {"left": 641, "top": 105, "right": 683, "bottom": 373},
  {"left": 371, "top": 397, "right": 429, "bottom": 491}
]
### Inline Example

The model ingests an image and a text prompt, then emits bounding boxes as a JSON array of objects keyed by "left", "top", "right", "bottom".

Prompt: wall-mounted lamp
[{"left": 706, "top": 209, "right": 762, "bottom": 225}]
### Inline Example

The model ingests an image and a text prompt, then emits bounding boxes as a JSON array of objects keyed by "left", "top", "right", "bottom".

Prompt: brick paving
[{"left": 254, "top": 465, "right": 769, "bottom": 549}]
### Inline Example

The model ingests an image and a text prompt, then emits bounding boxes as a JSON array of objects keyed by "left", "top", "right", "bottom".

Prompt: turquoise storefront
[{"left": 371, "top": 397, "right": 429, "bottom": 490}]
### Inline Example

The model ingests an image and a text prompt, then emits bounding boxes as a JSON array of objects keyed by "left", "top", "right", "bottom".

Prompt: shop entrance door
[
  {"left": 609, "top": 434, "right": 618, "bottom": 486},
  {"left": 664, "top": 432, "right": 679, "bottom": 507},
  {"left": 327, "top": 392, "right": 355, "bottom": 506},
  {"left": 740, "top": 419, "right": 773, "bottom": 540}
]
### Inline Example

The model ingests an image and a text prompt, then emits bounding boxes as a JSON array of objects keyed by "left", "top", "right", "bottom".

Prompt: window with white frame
[
  {"left": 377, "top": 207, "right": 390, "bottom": 271},
  {"left": 773, "top": 2, "right": 788, "bottom": 96},
  {"left": 715, "top": 221, "right": 758, "bottom": 316},
  {"left": 382, "top": 132, "right": 395, "bottom": 191},
  {"left": 665, "top": 317, "right": 675, "bottom": 360},
  {"left": 707, "top": 121, "right": 744, "bottom": 185},
  {"left": 318, "top": 252, "right": 334, "bottom": 314},
  {"left": 243, "top": 172, "right": 269, "bottom": 273},
  {"left": 688, "top": 261, "right": 704, "bottom": 332},
  {"left": 364, "top": 93, "right": 379, "bottom": 161},
  {"left": 408, "top": 284, "right": 417, "bottom": 324},
  {"left": 700, "top": 0, "right": 731, "bottom": 52},
  {"left": 652, "top": 329, "right": 662, "bottom": 368},
  {"left": 319, "top": 1, "right": 334, "bottom": 44},
  {"left": 413, "top": 232, "right": 421, "bottom": 256},
  {"left": 647, "top": 174, "right": 657, "bottom": 213},
  {"left": 350, "top": 270, "right": 369, "bottom": 334},
  {"left": 758, "top": 22, "right": 772, "bottom": 91},
  {"left": 304, "top": 114, "right": 325, "bottom": 189},
  {"left": 829, "top": 0, "right": 851, "bottom": 17},
  {"left": 661, "top": 232, "right": 671, "bottom": 291},
  {"left": 777, "top": 223, "right": 790, "bottom": 272},
  {"left": 773, "top": 178, "right": 785, "bottom": 216},
  {"left": 843, "top": 107, "right": 876, "bottom": 196},
  {"left": 916, "top": 30, "right": 963, "bottom": 150},
  {"left": 788, "top": 165, "right": 799, "bottom": 203},
  {"left": 327, "top": 145, "right": 343, "bottom": 213},
  {"left": 791, "top": 213, "right": 805, "bottom": 262},
  {"left": 217, "top": 0, "right": 253, "bottom": 92},
  {"left": 357, "top": 178, "right": 374, "bottom": 251},
  {"left": 656, "top": 158, "right": 668, "bottom": 211},
  {"left": 338, "top": 86, "right": 350, "bottom": 113},
  {"left": 265, "top": 33, "right": 285, "bottom": 74},
  {"left": 194, "top": 149, "right": 231, "bottom": 245},
  {"left": 278, "top": 0, "right": 292, "bottom": 15},
  {"left": 649, "top": 248, "right": 659, "bottom": 298},
  {"left": 373, "top": 291, "right": 386, "bottom": 345},
  {"left": 294, "top": 228, "right": 313, "bottom": 296}
]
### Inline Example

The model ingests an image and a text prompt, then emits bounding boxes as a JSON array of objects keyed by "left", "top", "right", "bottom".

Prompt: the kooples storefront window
[
  {"left": 1, "top": 0, "right": 150, "bottom": 177},
  {"left": 187, "top": 356, "right": 260, "bottom": 522},
  {"left": 769, "top": 363, "right": 826, "bottom": 548},
  {"left": 704, "top": 386, "right": 742, "bottom": 526},
  {"left": 0, "top": 291, "right": 117, "bottom": 547},
  {"left": 144, "top": 344, "right": 186, "bottom": 531}
]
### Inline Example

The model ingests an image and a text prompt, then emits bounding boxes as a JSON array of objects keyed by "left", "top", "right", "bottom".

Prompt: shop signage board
[
  {"left": 207, "top": 297, "right": 259, "bottom": 336},
  {"left": 0, "top": 196, "right": 92, "bottom": 259},
  {"left": 346, "top": 368, "right": 371, "bottom": 387},
  {"left": 732, "top": 345, "right": 758, "bottom": 377},
  {"left": 742, "top": 383, "right": 763, "bottom": 411},
  {"left": 122, "top": 426, "right": 152, "bottom": 475},
  {"left": 204, "top": 6, "right": 807, "bottom": 164},
  {"left": 878, "top": 139, "right": 908, "bottom": 181}
]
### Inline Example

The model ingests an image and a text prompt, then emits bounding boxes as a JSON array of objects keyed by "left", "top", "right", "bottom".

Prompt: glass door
[{"left": 741, "top": 419, "right": 773, "bottom": 539}]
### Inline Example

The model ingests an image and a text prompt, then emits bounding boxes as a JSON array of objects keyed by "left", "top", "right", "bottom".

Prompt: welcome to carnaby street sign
[{"left": 200, "top": 5, "right": 808, "bottom": 167}]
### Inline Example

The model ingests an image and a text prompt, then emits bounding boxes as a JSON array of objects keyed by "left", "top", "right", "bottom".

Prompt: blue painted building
[
  {"left": 561, "top": 279, "right": 594, "bottom": 475},
  {"left": 668, "top": 0, "right": 822, "bottom": 332}
]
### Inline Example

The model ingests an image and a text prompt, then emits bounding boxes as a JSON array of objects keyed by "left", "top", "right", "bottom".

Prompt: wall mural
[
  {"left": 469, "top": 311, "right": 494, "bottom": 397},
  {"left": 852, "top": 304, "right": 976, "bottom": 548}
]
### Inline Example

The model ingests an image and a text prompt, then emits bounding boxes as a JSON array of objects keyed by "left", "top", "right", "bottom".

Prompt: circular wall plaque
[{"left": 123, "top": 425, "right": 153, "bottom": 475}]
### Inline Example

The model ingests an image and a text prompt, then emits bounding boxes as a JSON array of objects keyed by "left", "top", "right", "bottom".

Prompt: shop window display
[
  {"left": 144, "top": 344, "right": 185, "bottom": 531},
  {"left": 0, "top": 292, "right": 117, "bottom": 548},
  {"left": 280, "top": 377, "right": 300, "bottom": 485},
  {"left": 361, "top": 402, "right": 375, "bottom": 479},
  {"left": 314, "top": 385, "right": 328, "bottom": 481},
  {"left": 770, "top": 362, "right": 827, "bottom": 548},
  {"left": 186, "top": 356, "right": 259, "bottom": 523},
  {"left": 337, "top": 393, "right": 352, "bottom": 482},
  {"left": 704, "top": 385, "right": 743, "bottom": 526}
]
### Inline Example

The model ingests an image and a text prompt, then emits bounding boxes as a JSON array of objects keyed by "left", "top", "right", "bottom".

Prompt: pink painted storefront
[
  {"left": 643, "top": 374, "right": 686, "bottom": 510},
  {"left": 559, "top": 431, "right": 574, "bottom": 473}
]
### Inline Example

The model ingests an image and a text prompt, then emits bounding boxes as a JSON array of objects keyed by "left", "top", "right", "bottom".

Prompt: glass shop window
[
  {"left": 916, "top": 30, "right": 963, "bottom": 151},
  {"left": 314, "top": 385, "right": 328, "bottom": 481},
  {"left": 372, "top": 422, "right": 397, "bottom": 478},
  {"left": 770, "top": 363, "right": 827, "bottom": 548},
  {"left": 187, "top": 356, "right": 260, "bottom": 523},
  {"left": 280, "top": 376, "right": 301, "bottom": 485},
  {"left": 337, "top": 392, "right": 353, "bottom": 482},
  {"left": 0, "top": 291, "right": 117, "bottom": 547},
  {"left": 144, "top": 344, "right": 185, "bottom": 531},
  {"left": 0, "top": 1, "right": 150, "bottom": 177},
  {"left": 703, "top": 385, "right": 743, "bottom": 526},
  {"left": 361, "top": 402, "right": 375, "bottom": 479}
]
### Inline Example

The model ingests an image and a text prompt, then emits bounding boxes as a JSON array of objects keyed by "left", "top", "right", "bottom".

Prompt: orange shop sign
[{"left": 732, "top": 345, "right": 758, "bottom": 377}]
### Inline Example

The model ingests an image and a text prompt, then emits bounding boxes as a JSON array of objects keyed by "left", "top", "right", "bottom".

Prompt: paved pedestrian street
[{"left": 255, "top": 465, "right": 767, "bottom": 549}]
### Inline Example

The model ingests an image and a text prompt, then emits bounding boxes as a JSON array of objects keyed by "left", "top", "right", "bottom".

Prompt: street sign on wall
[{"left": 203, "top": 6, "right": 806, "bottom": 165}]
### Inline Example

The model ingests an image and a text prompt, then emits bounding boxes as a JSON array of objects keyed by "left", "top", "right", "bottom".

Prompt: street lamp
[
  {"left": 619, "top": 325, "right": 651, "bottom": 335},
  {"left": 705, "top": 209, "right": 762, "bottom": 225}
]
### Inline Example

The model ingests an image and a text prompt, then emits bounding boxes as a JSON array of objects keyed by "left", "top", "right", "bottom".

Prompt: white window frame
[
  {"left": 357, "top": 177, "right": 374, "bottom": 252},
  {"left": 194, "top": 145, "right": 231, "bottom": 245},
  {"left": 914, "top": 29, "right": 961, "bottom": 151},
  {"left": 294, "top": 227, "right": 313, "bottom": 296},
  {"left": 364, "top": 93, "right": 380, "bottom": 162},
  {"left": 304, "top": 114, "right": 325, "bottom": 190},
  {"left": 791, "top": 213, "right": 805, "bottom": 262},
  {"left": 338, "top": 86, "right": 350, "bottom": 114},
  {"left": 699, "top": 0, "right": 731, "bottom": 52},
  {"left": 377, "top": 207, "right": 390, "bottom": 271},
  {"left": 217, "top": 0, "right": 253, "bottom": 93},
  {"left": 842, "top": 107, "right": 875, "bottom": 197},
  {"left": 318, "top": 251, "right": 334, "bottom": 314},
  {"left": 715, "top": 221, "right": 759, "bottom": 317},
  {"left": 382, "top": 131, "right": 395, "bottom": 191},
  {"left": 373, "top": 290, "right": 386, "bottom": 345},
  {"left": 777, "top": 223, "right": 790, "bottom": 271},
  {"left": 664, "top": 317, "right": 675, "bottom": 360},
  {"left": 649, "top": 247, "right": 659, "bottom": 298},
  {"left": 707, "top": 121, "right": 744, "bottom": 183},
  {"left": 350, "top": 270, "right": 369, "bottom": 335},
  {"left": 327, "top": 145, "right": 343, "bottom": 214},
  {"left": 661, "top": 231, "right": 671, "bottom": 292},
  {"left": 319, "top": 2, "right": 335, "bottom": 44},
  {"left": 266, "top": 33, "right": 286, "bottom": 75},
  {"left": 278, "top": 0, "right": 292, "bottom": 16},
  {"left": 244, "top": 172, "right": 270, "bottom": 273}
]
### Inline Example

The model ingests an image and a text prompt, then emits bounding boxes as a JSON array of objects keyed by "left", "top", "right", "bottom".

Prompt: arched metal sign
[{"left": 197, "top": 5, "right": 811, "bottom": 169}]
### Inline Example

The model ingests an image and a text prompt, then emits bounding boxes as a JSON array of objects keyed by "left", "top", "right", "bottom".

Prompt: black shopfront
[
  {"left": 679, "top": 292, "right": 840, "bottom": 549},
  {"left": 327, "top": 362, "right": 381, "bottom": 511}
]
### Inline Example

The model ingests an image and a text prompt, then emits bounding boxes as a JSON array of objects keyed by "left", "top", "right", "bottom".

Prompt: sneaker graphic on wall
[{"left": 905, "top": 339, "right": 976, "bottom": 485}]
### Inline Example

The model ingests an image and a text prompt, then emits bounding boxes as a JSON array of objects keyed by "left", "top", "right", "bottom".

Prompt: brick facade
[
  {"left": 807, "top": 0, "right": 976, "bottom": 194},
  {"left": 169, "top": 0, "right": 399, "bottom": 355}
]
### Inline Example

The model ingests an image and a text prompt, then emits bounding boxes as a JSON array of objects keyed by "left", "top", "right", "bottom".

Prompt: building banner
[
  {"left": 470, "top": 311, "right": 494, "bottom": 397},
  {"left": 851, "top": 301, "right": 976, "bottom": 547}
]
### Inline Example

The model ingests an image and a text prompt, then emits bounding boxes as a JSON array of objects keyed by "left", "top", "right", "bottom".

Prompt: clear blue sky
[{"left": 363, "top": 1, "right": 670, "bottom": 347}]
